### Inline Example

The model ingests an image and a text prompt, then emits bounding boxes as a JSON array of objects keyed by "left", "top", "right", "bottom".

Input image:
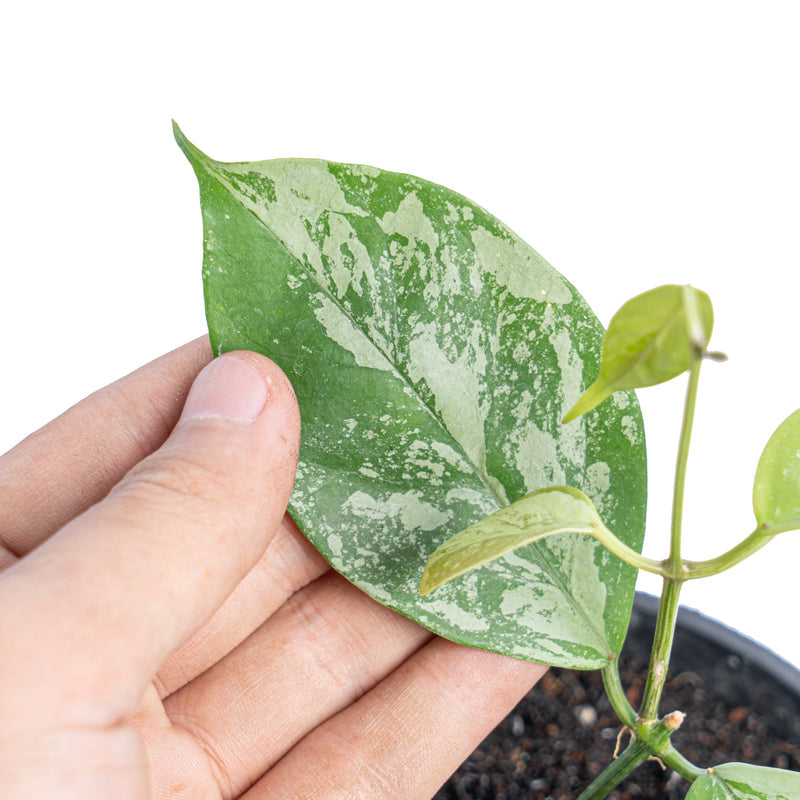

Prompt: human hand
[{"left": 0, "top": 339, "right": 546, "bottom": 799}]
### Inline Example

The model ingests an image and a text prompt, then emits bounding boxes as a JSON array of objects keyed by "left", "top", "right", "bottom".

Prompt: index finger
[{"left": 0, "top": 337, "right": 212, "bottom": 565}]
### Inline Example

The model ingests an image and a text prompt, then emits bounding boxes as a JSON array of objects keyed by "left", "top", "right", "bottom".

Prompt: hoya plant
[{"left": 175, "top": 123, "right": 800, "bottom": 799}]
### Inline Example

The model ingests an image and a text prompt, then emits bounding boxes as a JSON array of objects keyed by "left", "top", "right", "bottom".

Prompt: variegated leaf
[
  {"left": 686, "top": 763, "right": 800, "bottom": 799},
  {"left": 176, "top": 123, "right": 647, "bottom": 668}
]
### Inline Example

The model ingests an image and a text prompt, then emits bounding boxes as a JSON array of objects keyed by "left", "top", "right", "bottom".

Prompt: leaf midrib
[{"left": 203, "top": 157, "right": 504, "bottom": 505}]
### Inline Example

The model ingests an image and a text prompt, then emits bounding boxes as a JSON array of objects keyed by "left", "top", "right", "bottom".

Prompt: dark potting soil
[{"left": 434, "top": 595, "right": 800, "bottom": 800}]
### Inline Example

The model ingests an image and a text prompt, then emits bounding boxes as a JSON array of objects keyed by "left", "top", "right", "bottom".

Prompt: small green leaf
[
  {"left": 176, "top": 123, "right": 647, "bottom": 668},
  {"left": 420, "top": 486, "right": 605, "bottom": 594},
  {"left": 753, "top": 407, "right": 800, "bottom": 531},
  {"left": 686, "top": 763, "right": 800, "bottom": 799},
  {"left": 563, "top": 285, "right": 714, "bottom": 423}
]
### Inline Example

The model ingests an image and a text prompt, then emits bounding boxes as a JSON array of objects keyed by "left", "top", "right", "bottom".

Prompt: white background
[{"left": 2, "top": 2, "right": 799, "bottom": 669}]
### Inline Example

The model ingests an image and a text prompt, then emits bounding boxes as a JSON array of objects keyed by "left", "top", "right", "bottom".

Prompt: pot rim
[{"left": 632, "top": 592, "right": 800, "bottom": 697}]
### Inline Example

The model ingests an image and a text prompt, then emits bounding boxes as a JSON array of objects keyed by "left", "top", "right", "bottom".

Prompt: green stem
[
  {"left": 577, "top": 715, "right": 705, "bottom": 800},
  {"left": 590, "top": 343, "right": 710, "bottom": 795},
  {"left": 580, "top": 292, "right": 733, "bottom": 798},
  {"left": 578, "top": 713, "right": 707, "bottom": 799},
  {"left": 594, "top": 661, "right": 704, "bottom": 797},
  {"left": 604, "top": 659, "right": 705, "bottom": 778},
  {"left": 601, "top": 659, "right": 638, "bottom": 729},
  {"left": 633, "top": 718, "right": 699, "bottom": 776},
  {"left": 639, "top": 579, "right": 683, "bottom": 722},
  {"left": 669, "top": 358, "right": 701, "bottom": 571},
  {"left": 684, "top": 528, "right": 777, "bottom": 579},
  {"left": 576, "top": 739, "right": 652, "bottom": 800},
  {"left": 590, "top": 518, "right": 783, "bottom": 582},
  {"left": 593, "top": 513, "right": 797, "bottom": 583},
  {"left": 639, "top": 353, "right": 702, "bottom": 721},
  {"left": 587, "top": 526, "right": 670, "bottom": 578},
  {"left": 660, "top": 742, "right": 705, "bottom": 782}
]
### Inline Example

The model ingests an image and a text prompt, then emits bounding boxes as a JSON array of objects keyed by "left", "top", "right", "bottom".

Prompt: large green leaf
[
  {"left": 563, "top": 285, "right": 713, "bottom": 423},
  {"left": 176, "top": 123, "right": 647, "bottom": 668},
  {"left": 753, "top": 407, "right": 800, "bottom": 532},
  {"left": 686, "top": 763, "right": 800, "bottom": 799}
]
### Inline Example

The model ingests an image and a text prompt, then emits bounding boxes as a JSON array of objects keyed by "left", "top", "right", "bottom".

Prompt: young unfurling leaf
[
  {"left": 419, "top": 487, "right": 607, "bottom": 595},
  {"left": 420, "top": 486, "right": 662, "bottom": 596},
  {"left": 563, "top": 285, "right": 713, "bottom": 424}
]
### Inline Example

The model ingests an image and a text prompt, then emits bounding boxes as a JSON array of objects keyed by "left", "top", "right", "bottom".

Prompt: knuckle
[{"left": 119, "top": 449, "right": 243, "bottom": 518}]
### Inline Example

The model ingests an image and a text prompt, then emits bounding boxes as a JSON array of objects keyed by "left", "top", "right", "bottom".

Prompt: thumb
[{"left": 0, "top": 351, "right": 301, "bottom": 727}]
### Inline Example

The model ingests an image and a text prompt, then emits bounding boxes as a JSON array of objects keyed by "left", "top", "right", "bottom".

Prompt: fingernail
[{"left": 180, "top": 355, "right": 268, "bottom": 423}]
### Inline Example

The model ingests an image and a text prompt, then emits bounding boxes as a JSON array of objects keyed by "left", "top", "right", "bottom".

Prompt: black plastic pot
[{"left": 435, "top": 593, "right": 800, "bottom": 800}]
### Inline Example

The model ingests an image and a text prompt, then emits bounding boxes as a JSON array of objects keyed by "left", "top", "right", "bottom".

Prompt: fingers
[
  {"left": 151, "top": 564, "right": 543, "bottom": 800},
  {"left": 157, "top": 571, "right": 431, "bottom": 798},
  {"left": 246, "top": 641, "right": 547, "bottom": 800},
  {"left": 0, "top": 337, "right": 212, "bottom": 564},
  {"left": 0, "top": 352, "right": 300, "bottom": 729},
  {"left": 154, "top": 514, "right": 329, "bottom": 698},
  {"left": 0, "top": 338, "right": 326, "bottom": 703}
]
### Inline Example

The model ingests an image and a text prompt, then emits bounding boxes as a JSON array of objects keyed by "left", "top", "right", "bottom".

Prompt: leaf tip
[
  {"left": 561, "top": 406, "right": 579, "bottom": 425},
  {"left": 561, "top": 385, "right": 602, "bottom": 425},
  {"left": 172, "top": 121, "right": 209, "bottom": 168},
  {"left": 172, "top": 119, "right": 188, "bottom": 149},
  {"left": 418, "top": 570, "right": 437, "bottom": 596}
]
